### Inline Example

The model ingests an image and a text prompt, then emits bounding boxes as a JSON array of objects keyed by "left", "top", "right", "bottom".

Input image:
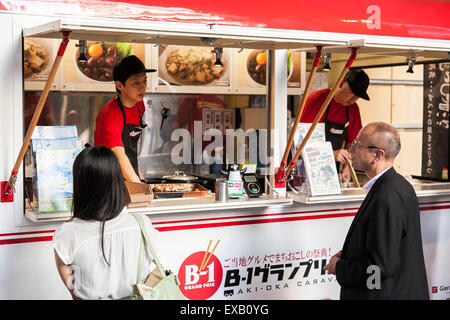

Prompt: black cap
[
  {"left": 113, "top": 55, "right": 156, "bottom": 84},
  {"left": 345, "top": 69, "right": 370, "bottom": 101}
]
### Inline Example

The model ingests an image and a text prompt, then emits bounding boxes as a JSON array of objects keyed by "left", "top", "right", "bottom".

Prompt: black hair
[{"left": 72, "top": 145, "right": 126, "bottom": 266}]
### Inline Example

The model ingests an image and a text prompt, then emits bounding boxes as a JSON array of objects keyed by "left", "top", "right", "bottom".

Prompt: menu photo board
[
  {"left": 233, "top": 49, "right": 303, "bottom": 95},
  {"left": 31, "top": 126, "right": 82, "bottom": 213},
  {"left": 291, "top": 123, "right": 326, "bottom": 189},
  {"left": 61, "top": 40, "right": 147, "bottom": 91},
  {"left": 301, "top": 141, "right": 342, "bottom": 197},
  {"left": 24, "top": 37, "right": 61, "bottom": 91},
  {"left": 422, "top": 62, "right": 450, "bottom": 180},
  {"left": 292, "top": 123, "right": 326, "bottom": 149},
  {"left": 155, "top": 45, "right": 232, "bottom": 94}
]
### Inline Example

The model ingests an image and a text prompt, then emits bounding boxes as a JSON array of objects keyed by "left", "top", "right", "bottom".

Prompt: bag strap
[
  {"left": 132, "top": 214, "right": 167, "bottom": 280},
  {"left": 136, "top": 235, "right": 145, "bottom": 283}
]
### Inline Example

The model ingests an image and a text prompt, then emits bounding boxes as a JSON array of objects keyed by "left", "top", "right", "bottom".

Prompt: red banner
[{"left": 1, "top": 0, "right": 450, "bottom": 40}]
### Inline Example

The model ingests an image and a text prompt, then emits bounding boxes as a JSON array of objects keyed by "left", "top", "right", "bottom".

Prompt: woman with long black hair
[{"left": 52, "top": 145, "right": 159, "bottom": 299}]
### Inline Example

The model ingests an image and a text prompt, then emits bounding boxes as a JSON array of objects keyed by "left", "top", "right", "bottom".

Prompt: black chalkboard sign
[{"left": 421, "top": 63, "right": 450, "bottom": 180}]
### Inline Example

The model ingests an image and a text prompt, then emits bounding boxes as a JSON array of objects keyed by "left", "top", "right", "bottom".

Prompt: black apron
[
  {"left": 116, "top": 96, "right": 146, "bottom": 176},
  {"left": 324, "top": 102, "right": 349, "bottom": 172},
  {"left": 324, "top": 102, "right": 349, "bottom": 151},
  {"left": 291, "top": 102, "right": 350, "bottom": 179}
]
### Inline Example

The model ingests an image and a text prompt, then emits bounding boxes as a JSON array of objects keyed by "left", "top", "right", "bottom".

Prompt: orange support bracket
[
  {"left": 1, "top": 30, "right": 71, "bottom": 203},
  {"left": 283, "top": 47, "right": 358, "bottom": 180},
  {"left": 275, "top": 46, "right": 322, "bottom": 183}
]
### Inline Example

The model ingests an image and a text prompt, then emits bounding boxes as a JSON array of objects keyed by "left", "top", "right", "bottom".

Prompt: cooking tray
[{"left": 150, "top": 183, "right": 208, "bottom": 199}]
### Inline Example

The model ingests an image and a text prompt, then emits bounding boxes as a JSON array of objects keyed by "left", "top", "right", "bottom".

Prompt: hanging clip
[
  {"left": 238, "top": 42, "right": 244, "bottom": 53},
  {"left": 406, "top": 53, "right": 418, "bottom": 73},
  {"left": 154, "top": 36, "right": 160, "bottom": 47}
]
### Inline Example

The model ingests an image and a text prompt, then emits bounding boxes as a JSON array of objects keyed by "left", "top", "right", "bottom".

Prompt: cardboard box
[
  {"left": 225, "top": 95, "right": 250, "bottom": 108},
  {"left": 125, "top": 182, "right": 153, "bottom": 208},
  {"left": 242, "top": 108, "right": 267, "bottom": 131}
]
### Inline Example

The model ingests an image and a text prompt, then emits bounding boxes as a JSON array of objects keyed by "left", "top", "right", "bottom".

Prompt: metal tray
[{"left": 149, "top": 183, "right": 208, "bottom": 199}]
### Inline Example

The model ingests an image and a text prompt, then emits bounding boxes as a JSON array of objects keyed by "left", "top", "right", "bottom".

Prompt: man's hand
[
  {"left": 340, "top": 164, "right": 351, "bottom": 182},
  {"left": 323, "top": 251, "right": 342, "bottom": 275},
  {"left": 333, "top": 149, "right": 352, "bottom": 164}
]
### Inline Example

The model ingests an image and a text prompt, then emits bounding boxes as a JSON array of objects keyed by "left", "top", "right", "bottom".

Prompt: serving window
[{"left": 21, "top": 35, "right": 304, "bottom": 221}]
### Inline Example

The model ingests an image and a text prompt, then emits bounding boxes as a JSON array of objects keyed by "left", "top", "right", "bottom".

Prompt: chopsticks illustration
[{"left": 199, "top": 240, "right": 220, "bottom": 272}]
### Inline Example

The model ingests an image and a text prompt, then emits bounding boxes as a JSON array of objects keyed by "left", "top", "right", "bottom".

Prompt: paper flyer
[
  {"left": 301, "top": 141, "right": 341, "bottom": 196},
  {"left": 31, "top": 126, "right": 81, "bottom": 213},
  {"left": 34, "top": 148, "right": 81, "bottom": 212}
]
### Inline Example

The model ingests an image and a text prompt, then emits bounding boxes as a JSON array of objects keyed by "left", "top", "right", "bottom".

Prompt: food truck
[{"left": 0, "top": 0, "right": 449, "bottom": 300}]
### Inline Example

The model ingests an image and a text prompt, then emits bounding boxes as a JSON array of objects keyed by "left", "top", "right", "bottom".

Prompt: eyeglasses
[{"left": 350, "top": 140, "right": 384, "bottom": 152}]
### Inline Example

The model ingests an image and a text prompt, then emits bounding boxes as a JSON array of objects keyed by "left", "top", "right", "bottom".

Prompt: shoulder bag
[{"left": 129, "top": 214, "right": 186, "bottom": 300}]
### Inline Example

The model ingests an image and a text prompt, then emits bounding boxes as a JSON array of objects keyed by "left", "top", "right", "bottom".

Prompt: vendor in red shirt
[
  {"left": 94, "top": 55, "right": 156, "bottom": 182},
  {"left": 300, "top": 70, "right": 370, "bottom": 181}
]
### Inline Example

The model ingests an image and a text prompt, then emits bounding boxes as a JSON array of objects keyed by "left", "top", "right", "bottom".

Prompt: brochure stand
[
  {"left": 301, "top": 141, "right": 342, "bottom": 197},
  {"left": 31, "top": 126, "right": 81, "bottom": 213}
]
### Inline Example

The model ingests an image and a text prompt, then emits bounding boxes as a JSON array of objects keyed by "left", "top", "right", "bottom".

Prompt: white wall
[
  {"left": 0, "top": 12, "right": 71, "bottom": 300},
  {"left": 0, "top": 12, "right": 448, "bottom": 300}
]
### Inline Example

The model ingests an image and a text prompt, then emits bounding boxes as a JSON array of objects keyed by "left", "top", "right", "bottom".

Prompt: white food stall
[{"left": 0, "top": 1, "right": 449, "bottom": 300}]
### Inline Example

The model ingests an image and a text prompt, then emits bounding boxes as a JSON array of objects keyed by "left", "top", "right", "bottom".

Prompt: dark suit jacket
[{"left": 336, "top": 167, "right": 429, "bottom": 300}]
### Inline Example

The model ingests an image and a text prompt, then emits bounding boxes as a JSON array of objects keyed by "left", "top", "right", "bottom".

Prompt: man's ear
[
  {"left": 115, "top": 80, "right": 124, "bottom": 92},
  {"left": 374, "top": 148, "right": 385, "bottom": 161}
]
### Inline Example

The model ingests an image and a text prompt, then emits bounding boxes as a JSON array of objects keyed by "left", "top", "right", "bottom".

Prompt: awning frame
[{"left": 22, "top": 17, "right": 450, "bottom": 58}]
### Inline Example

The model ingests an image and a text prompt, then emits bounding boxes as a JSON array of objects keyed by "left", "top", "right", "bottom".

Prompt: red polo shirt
[
  {"left": 94, "top": 97, "right": 145, "bottom": 149},
  {"left": 299, "top": 88, "right": 362, "bottom": 145}
]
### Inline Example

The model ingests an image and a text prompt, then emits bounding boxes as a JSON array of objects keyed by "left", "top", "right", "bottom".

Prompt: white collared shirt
[
  {"left": 363, "top": 167, "right": 392, "bottom": 192},
  {"left": 52, "top": 208, "right": 160, "bottom": 299}
]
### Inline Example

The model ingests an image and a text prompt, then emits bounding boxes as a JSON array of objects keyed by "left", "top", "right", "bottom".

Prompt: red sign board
[{"left": 1, "top": 0, "right": 450, "bottom": 40}]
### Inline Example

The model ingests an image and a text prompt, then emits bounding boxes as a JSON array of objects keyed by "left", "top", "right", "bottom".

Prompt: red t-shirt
[
  {"left": 176, "top": 95, "right": 228, "bottom": 150},
  {"left": 94, "top": 97, "right": 145, "bottom": 149},
  {"left": 176, "top": 95, "right": 227, "bottom": 133},
  {"left": 299, "top": 88, "right": 362, "bottom": 145}
]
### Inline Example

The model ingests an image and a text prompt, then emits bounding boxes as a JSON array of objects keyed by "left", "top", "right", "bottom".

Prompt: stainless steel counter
[
  {"left": 25, "top": 194, "right": 293, "bottom": 222},
  {"left": 289, "top": 181, "right": 450, "bottom": 204},
  {"left": 129, "top": 194, "right": 293, "bottom": 215},
  {"left": 24, "top": 181, "right": 450, "bottom": 222}
]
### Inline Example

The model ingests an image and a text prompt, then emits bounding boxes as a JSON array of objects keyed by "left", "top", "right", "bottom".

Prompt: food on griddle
[
  {"left": 77, "top": 42, "right": 132, "bottom": 81},
  {"left": 151, "top": 183, "right": 203, "bottom": 193},
  {"left": 165, "top": 47, "right": 225, "bottom": 84},
  {"left": 152, "top": 184, "right": 189, "bottom": 193},
  {"left": 24, "top": 40, "right": 49, "bottom": 78}
]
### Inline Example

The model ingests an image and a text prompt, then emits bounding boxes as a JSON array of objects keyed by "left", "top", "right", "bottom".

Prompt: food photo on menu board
[
  {"left": 61, "top": 40, "right": 146, "bottom": 86},
  {"left": 24, "top": 38, "right": 54, "bottom": 81},
  {"left": 236, "top": 49, "right": 301, "bottom": 88},
  {"left": 157, "top": 45, "right": 231, "bottom": 87},
  {"left": 76, "top": 41, "right": 128, "bottom": 82}
]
